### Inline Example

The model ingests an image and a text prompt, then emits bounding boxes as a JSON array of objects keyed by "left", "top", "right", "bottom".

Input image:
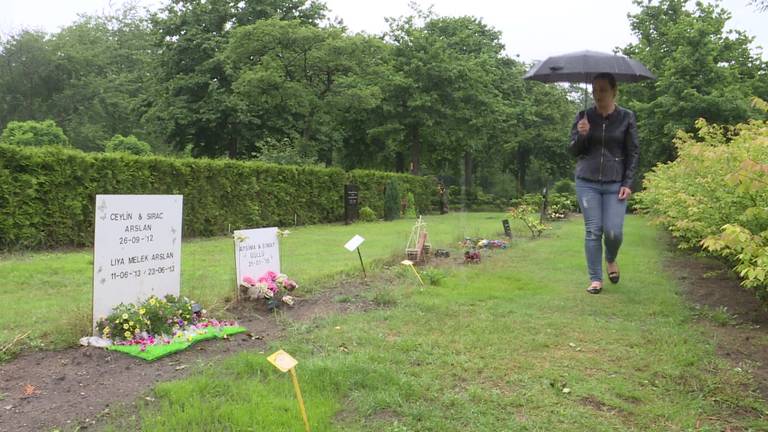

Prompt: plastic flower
[
  {"left": 242, "top": 275, "right": 257, "bottom": 286},
  {"left": 263, "top": 288, "right": 274, "bottom": 299},
  {"left": 284, "top": 279, "right": 298, "bottom": 292},
  {"left": 282, "top": 295, "right": 295, "bottom": 306}
]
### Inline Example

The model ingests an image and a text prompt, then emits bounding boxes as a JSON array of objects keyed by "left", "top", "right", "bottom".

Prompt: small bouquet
[{"left": 241, "top": 270, "right": 299, "bottom": 310}]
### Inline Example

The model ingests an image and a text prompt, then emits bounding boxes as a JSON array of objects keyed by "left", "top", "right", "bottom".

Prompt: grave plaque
[
  {"left": 92, "top": 195, "right": 183, "bottom": 332},
  {"left": 344, "top": 184, "right": 359, "bottom": 225},
  {"left": 502, "top": 219, "right": 512, "bottom": 238},
  {"left": 234, "top": 227, "right": 281, "bottom": 286}
]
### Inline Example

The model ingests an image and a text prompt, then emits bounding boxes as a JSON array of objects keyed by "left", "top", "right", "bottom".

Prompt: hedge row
[{"left": 0, "top": 144, "right": 437, "bottom": 251}]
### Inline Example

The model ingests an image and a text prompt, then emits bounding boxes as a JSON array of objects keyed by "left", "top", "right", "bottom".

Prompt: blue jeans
[{"left": 575, "top": 178, "right": 627, "bottom": 282}]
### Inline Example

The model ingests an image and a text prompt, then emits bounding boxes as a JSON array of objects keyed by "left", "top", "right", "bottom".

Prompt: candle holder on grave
[{"left": 405, "top": 216, "right": 430, "bottom": 264}]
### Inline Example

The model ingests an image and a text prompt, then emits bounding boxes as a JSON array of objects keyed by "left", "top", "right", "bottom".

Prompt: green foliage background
[{"left": 0, "top": 144, "right": 436, "bottom": 250}]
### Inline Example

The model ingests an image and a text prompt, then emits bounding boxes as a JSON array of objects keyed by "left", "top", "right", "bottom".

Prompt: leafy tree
[
  {"left": 0, "top": 31, "right": 63, "bottom": 127},
  {"left": 145, "top": 0, "right": 327, "bottom": 159},
  {"left": 0, "top": 6, "right": 158, "bottom": 152},
  {"left": 225, "top": 19, "right": 387, "bottom": 164},
  {"left": 0, "top": 120, "right": 69, "bottom": 147},
  {"left": 104, "top": 134, "right": 152, "bottom": 155},
  {"left": 381, "top": 10, "right": 509, "bottom": 191},
  {"left": 621, "top": 0, "right": 768, "bottom": 177}
]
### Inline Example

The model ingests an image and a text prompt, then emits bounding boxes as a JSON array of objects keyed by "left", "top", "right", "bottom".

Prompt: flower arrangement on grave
[
  {"left": 96, "top": 294, "right": 240, "bottom": 352},
  {"left": 460, "top": 238, "right": 509, "bottom": 250},
  {"left": 240, "top": 270, "right": 298, "bottom": 311}
]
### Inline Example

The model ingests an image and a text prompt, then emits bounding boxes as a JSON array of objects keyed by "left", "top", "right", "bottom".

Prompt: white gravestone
[
  {"left": 234, "top": 227, "right": 281, "bottom": 285},
  {"left": 92, "top": 195, "right": 183, "bottom": 332}
]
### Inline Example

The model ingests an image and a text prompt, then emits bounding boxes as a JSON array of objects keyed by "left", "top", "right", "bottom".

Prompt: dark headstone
[
  {"left": 344, "top": 184, "right": 359, "bottom": 225},
  {"left": 502, "top": 219, "right": 512, "bottom": 238}
]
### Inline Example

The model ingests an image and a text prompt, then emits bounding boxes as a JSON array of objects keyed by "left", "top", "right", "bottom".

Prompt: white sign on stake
[
  {"left": 92, "top": 195, "right": 183, "bottom": 333},
  {"left": 344, "top": 234, "right": 365, "bottom": 251},
  {"left": 234, "top": 227, "right": 281, "bottom": 285}
]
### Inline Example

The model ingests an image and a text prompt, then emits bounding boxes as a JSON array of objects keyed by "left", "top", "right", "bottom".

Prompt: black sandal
[
  {"left": 608, "top": 272, "right": 620, "bottom": 284},
  {"left": 607, "top": 262, "right": 620, "bottom": 284},
  {"left": 586, "top": 285, "right": 602, "bottom": 294}
]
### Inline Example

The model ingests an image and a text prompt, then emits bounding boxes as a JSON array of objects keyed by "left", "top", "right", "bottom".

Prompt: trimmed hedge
[{"left": 0, "top": 144, "right": 437, "bottom": 250}]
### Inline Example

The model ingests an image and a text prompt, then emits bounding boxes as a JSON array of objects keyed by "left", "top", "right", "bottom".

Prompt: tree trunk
[
  {"left": 409, "top": 126, "right": 420, "bottom": 175},
  {"left": 463, "top": 151, "right": 472, "bottom": 193},
  {"left": 395, "top": 152, "right": 405, "bottom": 173}
]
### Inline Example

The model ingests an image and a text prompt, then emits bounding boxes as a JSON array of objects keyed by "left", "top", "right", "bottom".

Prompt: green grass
[
  {"left": 0, "top": 212, "right": 515, "bottom": 355},
  {"left": 99, "top": 215, "right": 768, "bottom": 431}
]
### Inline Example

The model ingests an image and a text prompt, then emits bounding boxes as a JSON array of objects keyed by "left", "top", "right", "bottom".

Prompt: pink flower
[
  {"left": 265, "top": 271, "right": 278, "bottom": 280},
  {"left": 257, "top": 276, "right": 270, "bottom": 284},
  {"left": 242, "top": 275, "right": 257, "bottom": 286}
]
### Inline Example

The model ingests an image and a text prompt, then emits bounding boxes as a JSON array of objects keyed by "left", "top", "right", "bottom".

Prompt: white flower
[{"left": 282, "top": 295, "right": 295, "bottom": 306}]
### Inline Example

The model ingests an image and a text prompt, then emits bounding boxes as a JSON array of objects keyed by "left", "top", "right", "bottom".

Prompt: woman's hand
[
  {"left": 618, "top": 187, "right": 632, "bottom": 200},
  {"left": 577, "top": 116, "right": 590, "bottom": 136}
]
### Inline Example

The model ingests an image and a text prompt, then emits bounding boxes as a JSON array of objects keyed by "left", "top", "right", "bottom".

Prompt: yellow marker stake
[
  {"left": 400, "top": 260, "right": 424, "bottom": 286},
  {"left": 267, "top": 350, "right": 311, "bottom": 432},
  {"left": 290, "top": 367, "right": 310, "bottom": 432}
]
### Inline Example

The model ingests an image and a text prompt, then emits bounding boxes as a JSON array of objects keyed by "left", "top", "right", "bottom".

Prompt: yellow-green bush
[
  {"left": 637, "top": 100, "right": 768, "bottom": 298},
  {"left": 0, "top": 144, "right": 436, "bottom": 250}
]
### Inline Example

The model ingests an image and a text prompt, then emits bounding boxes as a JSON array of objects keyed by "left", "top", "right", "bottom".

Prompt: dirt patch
[
  {"left": 663, "top": 233, "right": 768, "bottom": 399},
  {"left": 579, "top": 395, "right": 629, "bottom": 418},
  {"left": 0, "top": 274, "right": 382, "bottom": 432}
]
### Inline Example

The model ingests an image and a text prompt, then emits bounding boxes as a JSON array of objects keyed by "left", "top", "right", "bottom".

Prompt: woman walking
[{"left": 569, "top": 72, "right": 639, "bottom": 294}]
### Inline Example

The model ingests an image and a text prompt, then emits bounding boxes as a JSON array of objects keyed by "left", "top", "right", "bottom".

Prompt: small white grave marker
[
  {"left": 344, "top": 234, "right": 366, "bottom": 278},
  {"left": 234, "top": 227, "right": 281, "bottom": 286},
  {"left": 92, "top": 195, "right": 183, "bottom": 332},
  {"left": 344, "top": 234, "right": 364, "bottom": 251}
]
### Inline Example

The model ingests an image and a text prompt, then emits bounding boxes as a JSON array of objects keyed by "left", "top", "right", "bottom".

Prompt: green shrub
[
  {"left": 421, "top": 268, "right": 447, "bottom": 286},
  {"left": 384, "top": 178, "right": 401, "bottom": 221},
  {"left": 0, "top": 144, "right": 437, "bottom": 250},
  {"left": 105, "top": 134, "right": 152, "bottom": 156},
  {"left": 553, "top": 178, "right": 575, "bottom": 195},
  {"left": 359, "top": 206, "right": 377, "bottom": 222},
  {"left": 638, "top": 108, "right": 768, "bottom": 300},
  {"left": 404, "top": 192, "right": 417, "bottom": 217},
  {"left": 0, "top": 120, "right": 69, "bottom": 147}
]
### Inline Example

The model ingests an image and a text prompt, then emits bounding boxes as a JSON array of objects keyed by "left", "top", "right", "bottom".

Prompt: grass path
[{"left": 102, "top": 215, "right": 768, "bottom": 431}]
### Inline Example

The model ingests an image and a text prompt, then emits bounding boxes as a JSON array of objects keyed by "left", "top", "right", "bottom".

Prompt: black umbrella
[{"left": 523, "top": 50, "right": 655, "bottom": 109}]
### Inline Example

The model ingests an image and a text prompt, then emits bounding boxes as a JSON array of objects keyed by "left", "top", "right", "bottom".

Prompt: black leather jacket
[{"left": 568, "top": 105, "right": 639, "bottom": 189}]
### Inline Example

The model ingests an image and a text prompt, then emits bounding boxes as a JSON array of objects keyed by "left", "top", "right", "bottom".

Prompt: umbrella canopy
[{"left": 523, "top": 50, "right": 655, "bottom": 84}]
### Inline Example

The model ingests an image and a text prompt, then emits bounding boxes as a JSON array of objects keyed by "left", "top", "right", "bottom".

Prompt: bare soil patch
[
  {"left": 0, "top": 275, "right": 381, "bottom": 432},
  {"left": 663, "top": 234, "right": 768, "bottom": 399}
]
